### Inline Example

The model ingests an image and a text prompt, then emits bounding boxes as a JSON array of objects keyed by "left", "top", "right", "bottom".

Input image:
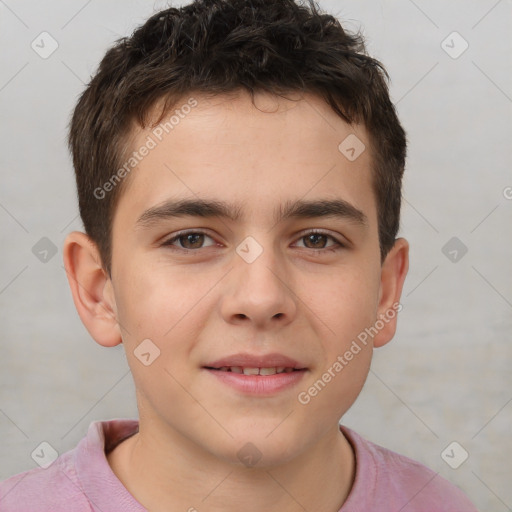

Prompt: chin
[{"left": 214, "top": 425, "right": 308, "bottom": 469}]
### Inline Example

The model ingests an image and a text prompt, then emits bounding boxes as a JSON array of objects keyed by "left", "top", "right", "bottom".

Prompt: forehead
[{"left": 113, "top": 90, "right": 376, "bottom": 229}]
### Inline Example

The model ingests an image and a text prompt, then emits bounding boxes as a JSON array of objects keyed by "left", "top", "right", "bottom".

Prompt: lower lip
[{"left": 204, "top": 369, "right": 307, "bottom": 395}]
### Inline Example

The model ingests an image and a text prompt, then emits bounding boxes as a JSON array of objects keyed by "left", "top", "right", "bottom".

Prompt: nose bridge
[
  {"left": 221, "top": 233, "right": 297, "bottom": 326},
  {"left": 238, "top": 236, "right": 282, "bottom": 292}
]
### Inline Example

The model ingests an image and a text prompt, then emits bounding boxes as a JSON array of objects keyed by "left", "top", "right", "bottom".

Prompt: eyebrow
[{"left": 135, "top": 197, "right": 368, "bottom": 229}]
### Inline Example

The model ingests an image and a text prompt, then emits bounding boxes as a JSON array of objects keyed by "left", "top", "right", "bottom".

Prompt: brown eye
[
  {"left": 162, "top": 231, "right": 216, "bottom": 250},
  {"left": 302, "top": 233, "right": 329, "bottom": 249},
  {"left": 295, "top": 231, "right": 344, "bottom": 251},
  {"left": 183, "top": 233, "right": 205, "bottom": 249}
]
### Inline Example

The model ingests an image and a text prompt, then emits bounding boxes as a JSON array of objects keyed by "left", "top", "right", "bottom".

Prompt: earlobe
[
  {"left": 62, "top": 231, "right": 122, "bottom": 347},
  {"left": 373, "top": 238, "right": 409, "bottom": 348}
]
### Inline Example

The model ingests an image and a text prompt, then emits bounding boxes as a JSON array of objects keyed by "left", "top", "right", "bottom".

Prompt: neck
[{"left": 107, "top": 420, "right": 355, "bottom": 512}]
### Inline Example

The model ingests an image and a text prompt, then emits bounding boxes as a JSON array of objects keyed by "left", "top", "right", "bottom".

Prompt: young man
[{"left": 0, "top": 0, "right": 478, "bottom": 510}]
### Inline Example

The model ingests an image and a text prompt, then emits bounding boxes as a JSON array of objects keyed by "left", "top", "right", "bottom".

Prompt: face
[{"left": 106, "top": 90, "right": 395, "bottom": 466}]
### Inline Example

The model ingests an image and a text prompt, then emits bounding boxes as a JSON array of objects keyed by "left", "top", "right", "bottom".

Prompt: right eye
[{"left": 161, "top": 230, "right": 218, "bottom": 251}]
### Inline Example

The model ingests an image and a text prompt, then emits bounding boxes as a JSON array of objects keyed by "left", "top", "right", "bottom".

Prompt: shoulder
[
  {"left": 0, "top": 418, "right": 142, "bottom": 512},
  {"left": 340, "top": 426, "right": 478, "bottom": 512},
  {"left": 0, "top": 450, "right": 91, "bottom": 512}
]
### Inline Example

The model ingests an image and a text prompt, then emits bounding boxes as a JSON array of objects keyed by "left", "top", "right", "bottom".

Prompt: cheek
[
  {"left": 113, "top": 262, "right": 217, "bottom": 383},
  {"left": 114, "top": 267, "right": 201, "bottom": 410},
  {"left": 303, "top": 264, "right": 380, "bottom": 345},
  {"left": 296, "top": 341, "right": 372, "bottom": 430},
  {"left": 115, "top": 262, "right": 202, "bottom": 337},
  {"left": 301, "top": 265, "right": 378, "bottom": 414}
]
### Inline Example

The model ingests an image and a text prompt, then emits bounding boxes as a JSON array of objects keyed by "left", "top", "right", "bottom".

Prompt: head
[{"left": 64, "top": 0, "right": 408, "bottom": 467}]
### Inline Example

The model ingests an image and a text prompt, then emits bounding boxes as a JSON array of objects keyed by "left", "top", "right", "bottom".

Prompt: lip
[
  {"left": 203, "top": 352, "right": 308, "bottom": 395},
  {"left": 204, "top": 368, "right": 307, "bottom": 395}
]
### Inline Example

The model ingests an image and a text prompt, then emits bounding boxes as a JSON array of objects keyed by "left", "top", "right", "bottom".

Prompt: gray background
[{"left": 1, "top": 0, "right": 511, "bottom": 510}]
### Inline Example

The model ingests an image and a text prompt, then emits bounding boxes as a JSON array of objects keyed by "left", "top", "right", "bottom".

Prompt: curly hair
[{"left": 68, "top": 0, "right": 406, "bottom": 277}]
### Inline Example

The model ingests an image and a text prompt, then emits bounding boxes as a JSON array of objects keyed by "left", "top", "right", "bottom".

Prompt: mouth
[
  {"left": 204, "top": 366, "right": 306, "bottom": 377},
  {"left": 203, "top": 354, "right": 308, "bottom": 394}
]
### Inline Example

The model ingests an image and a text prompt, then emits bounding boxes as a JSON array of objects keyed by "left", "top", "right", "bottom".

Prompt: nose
[{"left": 220, "top": 238, "right": 297, "bottom": 330}]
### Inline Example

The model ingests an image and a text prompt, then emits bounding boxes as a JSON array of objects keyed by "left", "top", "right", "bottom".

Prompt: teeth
[
  {"left": 216, "top": 366, "right": 295, "bottom": 374},
  {"left": 242, "top": 367, "right": 260, "bottom": 375},
  {"left": 218, "top": 366, "right": 293, "bottom": 375}
]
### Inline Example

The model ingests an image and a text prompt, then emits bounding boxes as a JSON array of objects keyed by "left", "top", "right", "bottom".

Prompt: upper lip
[{"left": 204, "top": 353, "right": 306, "bottom": 369}]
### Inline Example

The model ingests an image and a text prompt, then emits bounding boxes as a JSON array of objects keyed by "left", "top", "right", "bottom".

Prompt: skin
[{"left": 63, "top": 90, "right": 409, "bottom": 512}]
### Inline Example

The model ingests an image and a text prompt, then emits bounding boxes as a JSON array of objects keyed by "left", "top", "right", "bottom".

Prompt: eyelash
[{"left": 161, "top": 229, "right": 346, "bottom": 254}]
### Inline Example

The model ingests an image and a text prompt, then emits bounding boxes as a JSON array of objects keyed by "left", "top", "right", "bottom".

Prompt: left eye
[{"left": 294, "top": 232, "right": 341, "bottom": 250}]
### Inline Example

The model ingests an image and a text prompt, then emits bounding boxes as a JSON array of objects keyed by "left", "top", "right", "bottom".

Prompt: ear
[
  {"left": 372, "top": 237, "right": 409, "bottom": 348},
  {"left": 62, "top": 231, "right": 122, "bottom": 347}
]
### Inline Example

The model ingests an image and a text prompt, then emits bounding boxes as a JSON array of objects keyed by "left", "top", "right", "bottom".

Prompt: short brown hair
[{"left": 68, "top": 0, "right": 406, "bottom": 278}]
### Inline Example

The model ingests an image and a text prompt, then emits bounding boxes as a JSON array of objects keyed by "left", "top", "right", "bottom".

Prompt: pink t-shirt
[{"left": 0, "top": 418, "right": 477, "bottom": 511}]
